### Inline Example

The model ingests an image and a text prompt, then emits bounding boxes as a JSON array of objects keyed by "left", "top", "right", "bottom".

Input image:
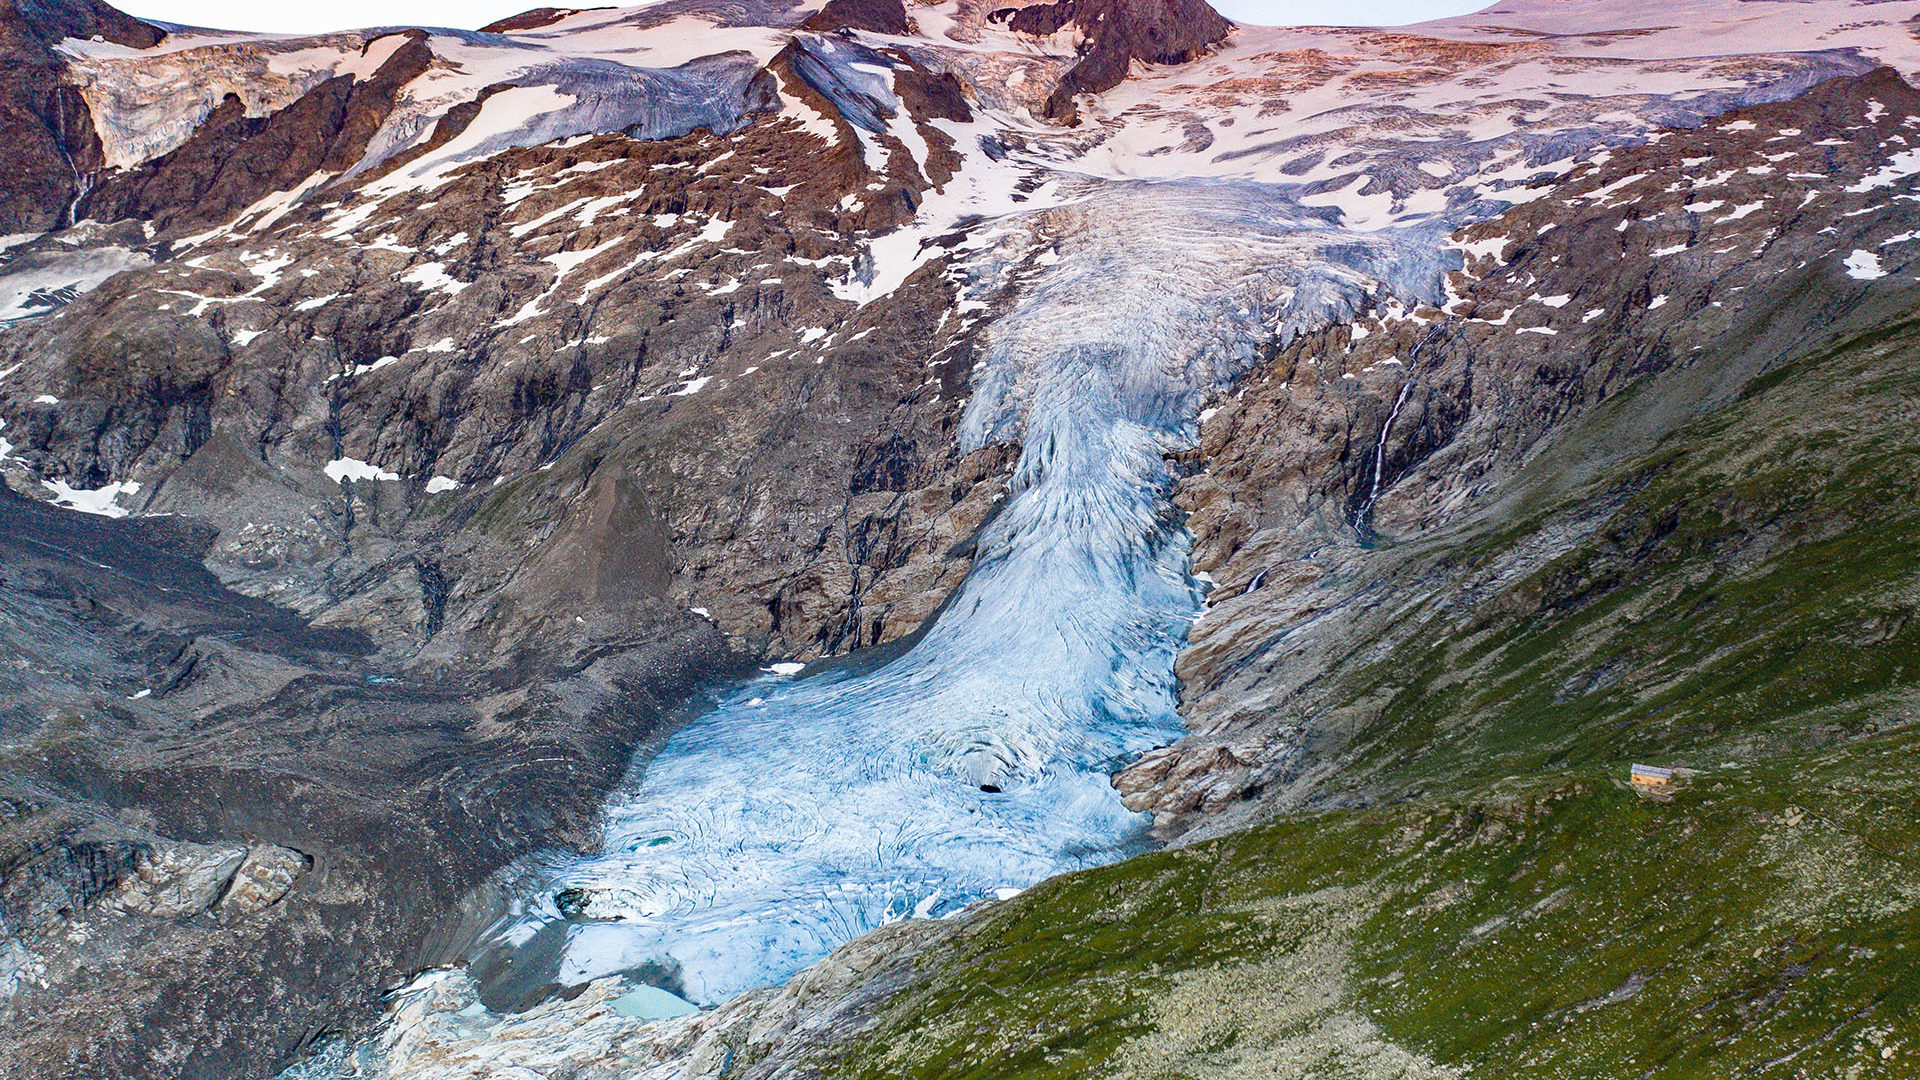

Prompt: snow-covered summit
[{"left": 26, "top": 0, "right": 1920, "bottom": 239}]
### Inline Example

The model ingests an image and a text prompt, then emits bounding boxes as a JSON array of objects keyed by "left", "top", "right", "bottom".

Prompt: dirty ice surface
[{"left": 475, "top": 181, "right": 1456, "bottom": 1008}]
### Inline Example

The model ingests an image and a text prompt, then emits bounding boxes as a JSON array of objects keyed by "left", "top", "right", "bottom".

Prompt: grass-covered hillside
[{"left": 809, "top": 293, "right": 1920, "bottom": 1080}]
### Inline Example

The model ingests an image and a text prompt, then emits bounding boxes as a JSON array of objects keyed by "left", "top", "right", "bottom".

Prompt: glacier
[
  {"left": 132, "top": 0, "right": 1919, "bottom": 1061},
  {"left": 465, "top": 179, "right": 1452, "bottom": 1007}
]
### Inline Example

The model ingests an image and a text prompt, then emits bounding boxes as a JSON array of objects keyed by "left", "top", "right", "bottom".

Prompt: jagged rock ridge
[{"left": 991, "top": 0, "right": 1233, "bottom": 120}]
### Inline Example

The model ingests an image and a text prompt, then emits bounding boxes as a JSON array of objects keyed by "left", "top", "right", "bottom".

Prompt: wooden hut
[{"left": 1630, "top": 763, "right": 1676, "bottom": 800}]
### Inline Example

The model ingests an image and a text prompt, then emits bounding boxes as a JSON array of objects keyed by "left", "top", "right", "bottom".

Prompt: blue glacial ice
[{"left": 476, "top": 181, "right": 1453, "bottom": 1008}]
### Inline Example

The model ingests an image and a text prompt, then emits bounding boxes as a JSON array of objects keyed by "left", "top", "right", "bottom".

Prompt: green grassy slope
[
  {"left": 1346, "top": 317, "right": 1920, "bottom": 793},
  {"left": 809, "top": 308, "right": 1920, "bottom": 1080}
]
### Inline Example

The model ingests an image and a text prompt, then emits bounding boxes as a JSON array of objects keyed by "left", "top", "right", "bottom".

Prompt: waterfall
[
  {"left": 1351, "top": 321, "right": 1448, "bottom": 541},
  {"left": 1354, "top": 379, "right": 1413, "bottom": 542}
]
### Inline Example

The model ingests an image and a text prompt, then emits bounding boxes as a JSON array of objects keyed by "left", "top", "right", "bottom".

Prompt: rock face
[
  {"left": 1123, "top": 66, "right": 1920, "bottom": 831},
  {"left": 2, "top": 91, "right": 994, "bottom": 664},
  {"left": 0, "top": 13, "right": 1021, "bottom": 667},
  {"left": 0, "top": 0, "right": 162, "bottom": 232},
  {"left": 991, "top": 0, "right": 1233, "bottom": 121},
  {"left": 478, "top": 8, "right": 597, "bottom": 34},
  {"left": 220, "top": 844, "right": 313, "bottom": 915},
  {"left": 112, "top": 843, "right": 249, "bottom": 917},
  {"left": 105, "top": 840, "right": 309, "bottom": 918},
  {"left": 805, "top": 0, "right": 912, "bottom": 35},
  {"left": 81, "top": 32, "right": 435, "bottom": 233}
]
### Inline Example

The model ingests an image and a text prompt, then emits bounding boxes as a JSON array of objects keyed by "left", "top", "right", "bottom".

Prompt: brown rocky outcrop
[
  {"left": 79, "top": 32, "right": 434, "bottom": 232},
  {"left": 1122, "top": 68, "right": 1920, "bottom": 834},
  {"left": 480, "top": 7, "right": 608, "bottom": 34},
  {"left": 990, "top": 0, "right": 1232, "bottom": 121}
]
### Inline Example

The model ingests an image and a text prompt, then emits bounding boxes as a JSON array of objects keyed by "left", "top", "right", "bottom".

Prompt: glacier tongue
[
  {"left": 276, "top": 0, "right": 1887, "bottom": 1027},
  {"left": 473, "top": 180, "right": 1449, "bottom": 1007}
]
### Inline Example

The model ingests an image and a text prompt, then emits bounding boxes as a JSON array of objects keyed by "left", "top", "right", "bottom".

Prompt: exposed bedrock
[
  {"left": 805, "top": 0, "right": 912, "bottom": 35},
  {"left": 0, "top": 104, "right": 1001, "bottom": 668},
  {"left": 1129, "top": 68, "right": 1920, "bottom": 833},
  {"left": 77, "top": 32, "right": 437, "bottom": 234},
  {"left": 0, "top": 482, "right": 732, "bottom": 1078},
  {"left": 479, "top": 8, "right": 603, "bottom": 34}
]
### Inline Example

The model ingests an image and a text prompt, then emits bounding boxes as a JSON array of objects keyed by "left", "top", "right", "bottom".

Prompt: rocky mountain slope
[
  {"left": 0, "top": 0, "right": 1916, "bottom": 1077},
  {"left": 1129, "top": 65, "right": 1920, "bottom": 831}
]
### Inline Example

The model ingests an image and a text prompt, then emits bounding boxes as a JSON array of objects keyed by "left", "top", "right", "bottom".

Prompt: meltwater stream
[{"left": 473, "top": 184, "right": 1450, "bottom": 1009}]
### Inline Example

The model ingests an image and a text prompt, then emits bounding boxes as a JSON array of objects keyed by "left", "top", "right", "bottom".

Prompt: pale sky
[{"left": 115, "top": 1, "right": 1496, "bottom": 35}]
